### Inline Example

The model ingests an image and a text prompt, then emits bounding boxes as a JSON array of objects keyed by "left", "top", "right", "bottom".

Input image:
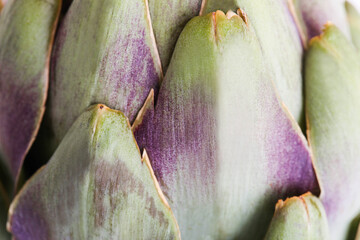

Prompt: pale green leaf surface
[
  {"left": 148, "top": 0, "right": 202, "bottom": 72},
  {"left": 50, "top": 0, "right": 162, "bottom": 146},
  {"left": 201, "top": 0, "right": 304, "bottom": 123},
  {"left": 265, "top": 193, "right": 330, "bottom": 240},
  {"left": 8, "top": 105, "right": 180, "bottom": 239},
  {"left": 0, "top": 0, "right": 61, "bottom": 180},
  {"left": 135, "top": 11, "right": 317, "bottom": 239},
  {"left": 345, "top": 1, "right": 360, "bottom": 50},
  {"left": 305, "top": 24, "right": 360, "bottom": 240}
]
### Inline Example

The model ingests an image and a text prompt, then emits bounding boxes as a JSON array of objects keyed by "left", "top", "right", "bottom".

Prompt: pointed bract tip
[
  {"left": 131, "top": 89, "right": 155, "bottom": 132},
  {"left": 323, "top": 21, "right": 335, "bottom": 31},
  {"left": 276, "top": 192, "right": 315, "bottom": 211},
  {"left": 215, "top": 10, "right": 225, "bottom": 17},
  {"left": 308, "top": 22, "right": 336, "bottom": 46},
  {"left": 141, "top": 149, "right": 177, "bottom": 225},
  {"left": 226, "top": 10, "right": 239, "bottom": 19},
  {"left": 237, "top": 8, "right": 248, "bottom": 25}
]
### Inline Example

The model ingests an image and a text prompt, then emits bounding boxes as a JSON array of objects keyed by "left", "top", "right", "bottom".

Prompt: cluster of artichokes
[{"left": 1, "top": 0, "right": 360, "bottom": 239}]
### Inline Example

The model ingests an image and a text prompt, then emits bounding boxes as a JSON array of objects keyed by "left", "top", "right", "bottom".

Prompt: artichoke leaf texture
[
  {"left": 345, "top": 1, "right": 360, "bottom": 50},
  {"left": 293, "top": 0, "right": 350, "bottom": 40},
  {"left": 264, "top": 193, "right": 330, "bottom": 240},
  {"left": 7, "top": 105, "right": 180, "bottom": 240},
  {"left": 134, "top": 10, "right": 318, "bottom": 239},
  {"left": 49, "top": 0, "right": 162, "bottom": 147},
  {"left": 305, "top": 24, "right": 360, "bottom": 240},
  {"left": 0, "top": 0, "right": 61, "bottom": 180},
  {"left": 201, "top": 0, "right": 304, "bottom": 124},
  {"left": 346, "top": 0, "right": 360, "bottom": 13},
  {"left": 148, "top": 0, "right": 202, "bottom": 72}
]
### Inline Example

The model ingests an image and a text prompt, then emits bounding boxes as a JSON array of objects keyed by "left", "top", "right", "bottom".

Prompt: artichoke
[
  {"left": 264, "top": 192, "right": 330, "bottom": 240},
  {"left": 0, "top": 0, "right": 360, "bottom": 239}
]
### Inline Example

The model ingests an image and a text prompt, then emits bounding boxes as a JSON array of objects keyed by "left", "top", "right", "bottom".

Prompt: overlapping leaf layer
[
  {"left": 1, "top": 0, "right": 360, "bottom": 239},
  {"left": 135, "top": 11, "right": 317, "bottom": 239},
  {"left": 8, "top": 105, "right": 180, "bottom": 239}
]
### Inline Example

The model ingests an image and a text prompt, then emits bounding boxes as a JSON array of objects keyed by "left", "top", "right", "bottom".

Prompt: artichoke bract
[
  {"left": 305, "top": 23, "right": 360, "bottom": 240},
  {"left": 134, "top": 10, "right": 317, "bottom": 239},
  {"left": 294, "top": 0, "right": 350, "bottom": 39},
  {"left": 346, "top": 1, "right": 360, "bottom": 50},
  {"left": 201, "top": 0, "right": 305, "bottom": 124},
  {"left": 148, "top": 0, "right": 202, "bottom": 72},
  {"left": 49, "top": 0, "right": 162, "bottom": 147},
  {"left": 0, "top": 0, "right": 61, "bottom": 182},
  {"left": 265, "top": 193, "right": 330, "bottom": 240},
  {"left": 7, "top": 105, "right": 180, "bottom": 239},
  {"left": 2, "top": 0, "right": 360, "bottom": 239}
]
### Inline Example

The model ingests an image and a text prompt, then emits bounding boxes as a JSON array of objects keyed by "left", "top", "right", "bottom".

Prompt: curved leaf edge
[
  {"left": 7, "top": 104, "right": 181, "bottom": 239},
  {"left": 143, "top": 0, "right": 164, "bottom": 81},
  {"left": 9, "top": 0, "right": 63, "bottom": 188},
  {"left": 304, "top": 22, "right": 341, "bottom": 201}
]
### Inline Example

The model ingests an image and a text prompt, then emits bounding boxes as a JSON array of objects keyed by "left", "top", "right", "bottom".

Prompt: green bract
[
  {"left": 305, "top": 23, "right": 360, "bottom": 240},
  {"left": 0, "top": 0, "right": 60, "bottom": 182},
  {"left": 202, "top": 0, "right": 305, "bottom": 123},
  {"left": 134, "top": 10, "right": 317, "bottom": 239},
  {"left": 346, "top": 1, "right": 360, "bottom": 50},
  {"left": 8, "top": 105, "right": 180, "bottom": 239},
  {"left": 148, "top": 0, "right": 202, "bottom": 71},
  {"left": 265, "top": 193, "right": 329, "bottom": 240},
  {"left": 1, "top": 0, "right": 360, "bottom": 239},
  {"left": 49, "top": 0, "right": 162, "bottom": 147}
]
